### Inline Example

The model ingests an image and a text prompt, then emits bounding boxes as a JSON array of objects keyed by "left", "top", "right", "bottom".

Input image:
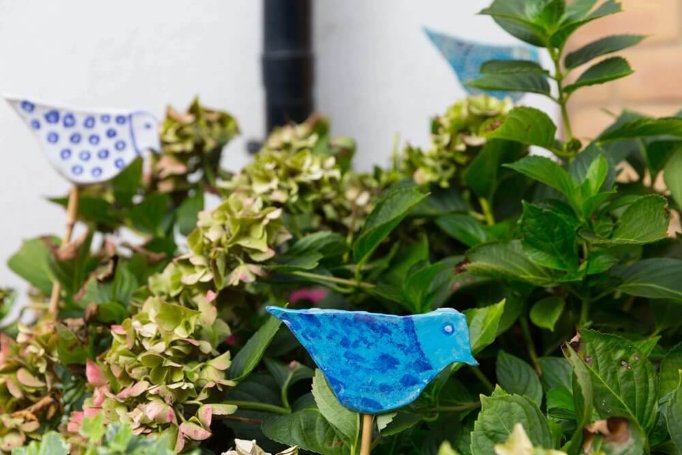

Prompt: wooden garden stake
[
  {"left": 47, "top": 185, "right": 80, "bottom": 316},
  {"left": 360, "top": 413, "right": 373, "bottom": 455}
]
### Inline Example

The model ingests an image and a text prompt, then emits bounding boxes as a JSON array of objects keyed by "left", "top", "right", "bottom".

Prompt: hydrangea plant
[{"left": 4, "top": 0, "right": 682, "bottom": 454}]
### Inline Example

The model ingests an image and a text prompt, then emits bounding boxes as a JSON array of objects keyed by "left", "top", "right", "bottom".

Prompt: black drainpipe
[{"left": 262, "top": 0, "right": 313, "bottom": 132}]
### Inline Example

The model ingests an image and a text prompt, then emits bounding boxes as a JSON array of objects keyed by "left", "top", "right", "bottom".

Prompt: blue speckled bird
[
  {"left": 424, "top": 28, "right": 541, "bottom": 102},
  {"left": 266, "top": 307, "right": 477, "bottom": 414},
  {"left": 5, "top": 95, "right": 160, "bottom": 185}
]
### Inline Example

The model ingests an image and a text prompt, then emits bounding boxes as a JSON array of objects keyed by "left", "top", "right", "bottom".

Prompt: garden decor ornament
[
  {"left": 267, "top": 306, "right": 476, "bottom": 455},
  {"left": 4, "top": 95, "right": 160, "bottom": 316}
]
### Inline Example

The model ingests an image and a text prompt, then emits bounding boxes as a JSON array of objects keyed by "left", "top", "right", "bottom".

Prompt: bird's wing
[{"left": 4, "top": 95, "right": 139, "bottom": 185}]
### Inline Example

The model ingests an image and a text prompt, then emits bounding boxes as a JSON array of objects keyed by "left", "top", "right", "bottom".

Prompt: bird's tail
[{"left": 265, "top": 306, "right": 287, "bottom": 320}]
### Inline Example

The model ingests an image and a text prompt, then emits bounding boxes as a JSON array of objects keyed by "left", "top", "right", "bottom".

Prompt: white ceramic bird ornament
[
  {"left": 5, "top": 95, "right": 160, "bottom": 184},
  {"left": 4, "top": 95, "right": 160, "bottom": 317}
]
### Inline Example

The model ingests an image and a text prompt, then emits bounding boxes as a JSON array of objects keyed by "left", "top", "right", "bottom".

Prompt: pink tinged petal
[
  {"left": 84, "top": 408, "right": 100, "bottom": 417},
  {"left": 289, "top": 287, "right": 327, "bottom": 305},
  {"left": 116, "top": 380, "right": 149, "bottom": 399},
  {"left": 206, "top": 290, "right": 217, "bottom": 302},
  {"left": 6, "top": 377, "right": 23, "bottom": 398},
  {"left": 179, "top": 422, "right": 212, "bottom": 441},
  {"left": 198, "top": 405, "right": 212, "bottom": 427},
  {"left": 111, "top": 325, "right": 125, "bottom": 335},
  {"left": 86, "top": 359, "right": 106, "bottom": 386}
]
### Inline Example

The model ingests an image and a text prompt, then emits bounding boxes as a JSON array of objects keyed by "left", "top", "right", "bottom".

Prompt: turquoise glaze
[{"left": 266, "top": 307, "right": 477, "bottom": 414}]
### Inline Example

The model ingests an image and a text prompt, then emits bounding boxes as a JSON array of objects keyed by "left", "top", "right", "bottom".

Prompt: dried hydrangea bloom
[
  {"left": 402, "top": 94, "right": 513, "bottom": 188},
  {"left": 0, "top": 320, "right": 61, "bottom": 451}
]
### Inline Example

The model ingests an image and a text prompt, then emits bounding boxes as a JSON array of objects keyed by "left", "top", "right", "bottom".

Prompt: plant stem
[
  {"left": 223, "top": 400, "right": 290, "bottom": 415},
  {"left": 580, "top": 298, "right": 590, "bottom": 327},
  {"left": 519, "top": 317, "right": 542, "bottom": 374},
  {"left": 549, "top": 47, "right": 576, "bottom": 153},
  {"left": 471, "top": 367, "right": 494, "bottom": 393},
  {"left": 291, "top": 270, "right": 375, "bottom": 290},
  {"left": 478, "top": 197, "right": 495, "bottom": 226}
]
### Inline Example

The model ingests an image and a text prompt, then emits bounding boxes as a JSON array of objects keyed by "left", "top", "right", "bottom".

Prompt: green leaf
[
  {"left": 614, "top": 258, "right": 682, "bottom": 301},
  {"left": 436, "top": 214, "right": 488, "bottom": 248},
  {"left": 565, "top": 57, "right": 633, "bottom": 94},
  {"left": 664, "top": 151, "right": 682, "bottom": 209},
  {"left": 564, "top": 343, "right": 593, "bottom": 426},
  {"left": 404, "top": 257, "right": 460, "bottom": 313},
  {"left": 10, "top": 431, "right": 70, "bottom": 455},
  {"left": 7, "top": 237, "right": 56, "bottom": 295},
  {"left": 565, "top": 35, "right": 644, "bottom": 69},
  {"left": 228, "top": 315, "right": 282, "bottom": 381},
  {"left": 481, "top": 60, "right": 549, "bottom": 75},
  {"left": 660, "top": 344, "right": 682, "bottom": 398},
  {"left": 496, "top": 351, "right": 543, "bottom": 406},
  {"left": 467, "top": 240, "right": 554, "bottom": 286},
  {"left": 274, "top": 232, "right": 348, "bottom": 271},
  {"left": 262, "top": 409, "right": 346, "bottom": 455},
  {"left": 263, "top": 358, "right": 314, "bottom": 405},
  {"left": 470, "top": 387, "right": 553, "bottom": 454},
  {"left": 609, "top": 195, "right": 669, "bottom": 245},
  {"left": 111, "top": 157, "right": 143, "bottom": 207},
  {"left": 467, "top": 73, "right": 551, "bottom": 96},
  {"left": 464, "top": 300, "right": 505, "bottom": 355},
  {"left": 550, "top": 0, "right": 623, "bottom": 48},
  {"left": 530, "top": 296, "right": 565, "bottom": 332},
  {"left": 538, "top": 357, "right": 572, "bottom": 392},
  {"left": 463, "top": 139, "right": 527, "bottom": 200},
  {"left": 175, "top": 189, "right": 204, "bottom": 236},
  {"left": 479, "top": 0, "right": 553, "bottom": 46},
  {"left": 520, "top": 203, "right": 578, "bottom": 271},
  {"left": 576, "top": 330, "right": 658, "bottom": 432},
  {"left": 312, "top": 370, "right": 359, "bottom": 446},
  {"left": 129, "top": 193, "right": 172, "bottom": 237},
  {"left": 599, "top": 117, "right": 682, "bottom": 142},
  {"left": 48, "top": 231, "right": 96, "bottom": 295},
  {"left": 505, "top": 156, "right": 575, "bottom": 200},
  {"left": 667, "top": 373, "right": 682, "bottom": 454},
  {"left": 486, "top": 108, "right": 558, "bottom": 151},
  {"left": 352, "top": 186, "right": 427, "bottom": 264},
  {"left": 56, "top": 324, "right": 88, "bottom": 365},
  {"left": 80, "top": 414, "right": 106, "bottom": 443}
]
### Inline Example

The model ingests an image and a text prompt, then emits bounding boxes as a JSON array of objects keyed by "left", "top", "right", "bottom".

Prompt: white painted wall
[{"left": 0, "top": 1, "right": 556, "bottom": 296}]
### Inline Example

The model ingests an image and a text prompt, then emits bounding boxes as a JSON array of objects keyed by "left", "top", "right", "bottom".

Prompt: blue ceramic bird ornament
[
  {"left": 424, "top": 28, "right": 541, "bottom": 102},
  {"left": 266, "top": 307, "right": 476, "bottom": 414},
  {"left": 5, "top": 95, "right": 160, "bottom": 185}
]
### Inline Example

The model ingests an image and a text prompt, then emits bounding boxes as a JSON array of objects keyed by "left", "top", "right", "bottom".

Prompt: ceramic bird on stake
[
  {"left": 5, "top": 95, "right": 160, "bottom": 316},
  {"left": 267, "top": 307, "right": 477, "bottom": 455},
  {"left": 424, "top": 27, "right": 541, "bottom": 102}
]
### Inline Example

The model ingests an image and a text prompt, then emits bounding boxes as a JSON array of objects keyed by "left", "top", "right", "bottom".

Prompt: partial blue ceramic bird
[
  {"left": 424, "top": 28, "right": 541, "bottom": 102},
  {"left": 266, "top": 307, "right": 476, "bottom": 414},
  {"left": 5, "top": 95, "right": 160, "bottom": 185}
]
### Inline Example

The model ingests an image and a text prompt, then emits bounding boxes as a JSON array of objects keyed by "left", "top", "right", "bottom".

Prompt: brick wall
[{"left": 567, "top": 0, "right": 682, "bottom": 140}]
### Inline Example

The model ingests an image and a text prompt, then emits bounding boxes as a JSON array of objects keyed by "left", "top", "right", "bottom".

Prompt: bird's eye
[
  {"left": 442, "top": 323, "right": 454, "bottom": 335},
  {"left": 144, "top": 123, "right": 152, "bottom": 129}
]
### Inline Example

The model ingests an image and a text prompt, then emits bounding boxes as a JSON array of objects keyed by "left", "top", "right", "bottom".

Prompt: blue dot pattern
[
  {"left": 45, "top": 110, "right": 59, "bottom": 124},
  {"left": 63, "top": 114, "right": 76, "bottom": 128},
  {"left": 9, "top": 99, "right": 144, "bottom": 184}
]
